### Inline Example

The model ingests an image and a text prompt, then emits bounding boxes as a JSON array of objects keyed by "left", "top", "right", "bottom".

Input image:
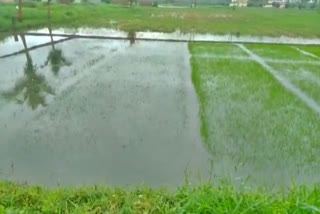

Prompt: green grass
[
  {"left": 247, "top": 44, "right": 320, "bottom": 104},
  {"left": 298, "top": 45, "right": 320, "bottom": 57},
  {"left": 189, "top": 43, "right": 320, "bottom": 187},
  {"left": 0, "top": 3, "right": 320, "bottom": 37},
  {"left": 1, "top": 181, "right": 320, "bottom": 213},
  {"left": 270, "top": 62, "right": 320, "bottom": 104},
  {"left": 244, "top": 44, "right": 318, "bottom": 60},
  {"left": 243, "top": 44, "right": 320, "bottom": 106}
]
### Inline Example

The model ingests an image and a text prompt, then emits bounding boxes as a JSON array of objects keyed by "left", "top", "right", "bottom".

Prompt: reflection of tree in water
[
  {"left": 1, "top": 35, "right": 55, "bottom": 110},
  {"left": 42, "top": 27, "right": 71, "bottom": 76},
  {"left": 44, "top": 49, "right": 70, "bottom": 75},
  {"left": 128, "top": 31, "right": 136, "bottom": 46}
]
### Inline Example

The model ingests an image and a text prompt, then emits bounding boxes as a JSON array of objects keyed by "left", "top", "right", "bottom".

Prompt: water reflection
[
  {"left": 1, "top": 34, "right": 55, "bottom": 110},
  {"left": 128, "top": 31, "right": 136, "bottom": 46},
  {"left": 0, "top": 36, "right": 209, "bottom": 187},
  {"left": 42, "top": 27, "right": 70, "bottom": 76}
]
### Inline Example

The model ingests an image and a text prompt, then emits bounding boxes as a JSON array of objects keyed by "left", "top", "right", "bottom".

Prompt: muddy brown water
[{"left": 0, "top": 32, "right": 210, "bottom": 187}]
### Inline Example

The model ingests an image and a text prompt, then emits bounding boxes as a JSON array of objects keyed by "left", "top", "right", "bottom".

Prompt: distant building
[
  {"left": 229, "top": 0, "right": 248, "bottom": 7},
  {"left": 0, "top": 0, "right": 14, "bottom": 2},
  {"left": 264, "top": 0, "right": 286, "bottom": 7}
]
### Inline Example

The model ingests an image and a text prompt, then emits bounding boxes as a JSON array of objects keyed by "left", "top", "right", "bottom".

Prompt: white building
[
  {"left": 264, "top": 0, "right": 286, "bottom": 7},
  {"left": 229, "top": 0, "right": 248, "bottom": 7}
]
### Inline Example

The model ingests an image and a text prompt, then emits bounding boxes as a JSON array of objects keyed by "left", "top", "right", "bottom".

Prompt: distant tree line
[
  {"left": 246, "top": 0, "right": 319, "bottom": 8},
  {"left": 15, "top": 0, "right": 320, "bottom": 8},
  {"left": 156, "top": 0, "right": 232, "bottom": 6},
  {"left": 247, "top": 0, "right": 267, "bottom": 7}
]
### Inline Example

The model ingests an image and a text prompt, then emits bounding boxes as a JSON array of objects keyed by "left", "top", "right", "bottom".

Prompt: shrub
[
  {"left": 247, "top": 0, "right": 265, "bottom": 7},
  {"left": 272, "top": 2, "right": 280, "bottom": 7},
  {"left": 22, "top": 2, "right": 38, "bottom": 8},
  {"left": 65, "top": 11, "right": 73, "bottom": 16},
  {"left": 284, "top": 1, "right": 289, "bottom": 8}
]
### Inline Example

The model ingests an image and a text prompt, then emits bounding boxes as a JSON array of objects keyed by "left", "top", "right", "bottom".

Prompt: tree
[
  {"left": 1, "top": 35, "right": 55, "bottom": 110},
  {"left": 272, "top": 1, "right": 280, "bottom": 7},
  {"left": 18, "top": 0, "right": 23, "bottom": 22},
  {"left": 129, "top": 0, "right": 134, "bottom": 7},
  {"left": 48, "top": 0, "right": 51, "bottom": 19}
]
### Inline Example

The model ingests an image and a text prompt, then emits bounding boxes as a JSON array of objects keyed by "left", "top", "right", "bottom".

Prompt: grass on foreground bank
[
  {"left": 1, "top": 181, "right": 320, "bottom": 213},
  {"left": 0, "top": 3, "right": 320, "bottom": 37}
]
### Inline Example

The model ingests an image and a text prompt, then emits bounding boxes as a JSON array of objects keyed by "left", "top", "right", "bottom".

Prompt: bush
[
  {"left": 102, "top": 0, "right": 111, "bottom": 3},
  {"left": 284, "top": 1, "right": 289, "bottom": 8},
  {"left": 310, "top": 3, "right": 316, "bottom": 8},
  {"left": 247, "top": 0, "right": 265, "bottom": 7},
  {"left": 152, "top": 1, "right": 158, "bottom": 6},
  {"left": 22, "top": 2, "right": 38, "bottom": 8},
  {"left": 247, "top": 2, "right": 263, "bottom": 7},
  {"left": 59, "top": 0, "right": 73, "bottom": 3},
  {"left": 65, "top": 11, "right": 73, "bottom": 16},
  {"left": 272, "top": 2, "right": 280, "bottom": 7},
  {"left": 286, "top": 2, "right": 297, "bottom": 8}
]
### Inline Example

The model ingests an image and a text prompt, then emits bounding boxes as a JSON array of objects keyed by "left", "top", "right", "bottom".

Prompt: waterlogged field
[
  {"left": 0, "top": 29, "right": 320, "bottom": 190},
  {"left": 189, "top": 43, "right": 320, "bottom": 187},
  {"left": 0, "top": 33, "right": 209, "bottom": 186}
]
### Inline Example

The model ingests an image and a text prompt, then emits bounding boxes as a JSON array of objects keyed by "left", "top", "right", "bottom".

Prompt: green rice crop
[{"left": 189, "top": 43, "right": 320, "bottom": 187}]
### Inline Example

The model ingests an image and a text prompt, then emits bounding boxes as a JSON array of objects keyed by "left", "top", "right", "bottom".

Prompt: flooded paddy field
[
  {"left": 1, "top": 28, "right": 320, "bottom": 189},
  {"left": 190, "top": 43, "right": 320, "bottom": 187},
  {"left": 0, "top": 32, "right": 209, "bottom": 186}
]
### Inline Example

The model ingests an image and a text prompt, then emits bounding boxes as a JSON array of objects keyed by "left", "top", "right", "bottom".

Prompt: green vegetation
[
  {"left": 298, "top": 45, "right": 320, "bottom": 57},
  {"left": 189, "top": 43, "right": 320, "bottom": 186},
  {"left": 0, "top": 3, "right": 320, "bottom": 37},
  {"left": 1, "top": 4, "right": 320, "bottom": 210},
  {"left": 1, "top": 181, "right": 320, "bottom": 213},
  {"left": 247, "top": 44, "right": 320, "bottom": 105},
  {"left": 245, "top": 44, "right": 318, "bottom": 60},
  {"left": 270, "top": 62, "right": 320, "bottom": 103}
]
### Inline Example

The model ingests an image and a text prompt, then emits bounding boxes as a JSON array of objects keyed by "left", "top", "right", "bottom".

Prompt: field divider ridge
[
  {"left": 291, "top": 46, "right": 320, "bottom": 60},
  {"left": 236, "top": 43, "right": 320, "bottom": 115},
  {"left": 194, "top": 54, "right": 320, "bottom": 65}
]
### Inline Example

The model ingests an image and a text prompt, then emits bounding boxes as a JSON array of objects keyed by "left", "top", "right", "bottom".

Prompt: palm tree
[
  {"left": 48, "top": 0, "right": 51, "bottom": 19},
  {"left": 1, "top": 35, "right": 55, "bottom": 110},
  {"left": 18, "top": 0, "right": 23, "bottom": 22},
  {"left": 42, "top": 27, "right": 70, "bottom": 76}
]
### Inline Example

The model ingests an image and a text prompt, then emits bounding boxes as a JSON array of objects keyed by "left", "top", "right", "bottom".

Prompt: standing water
[{"left": 0, "top": 30, "right": 210, "bottom": 186}]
